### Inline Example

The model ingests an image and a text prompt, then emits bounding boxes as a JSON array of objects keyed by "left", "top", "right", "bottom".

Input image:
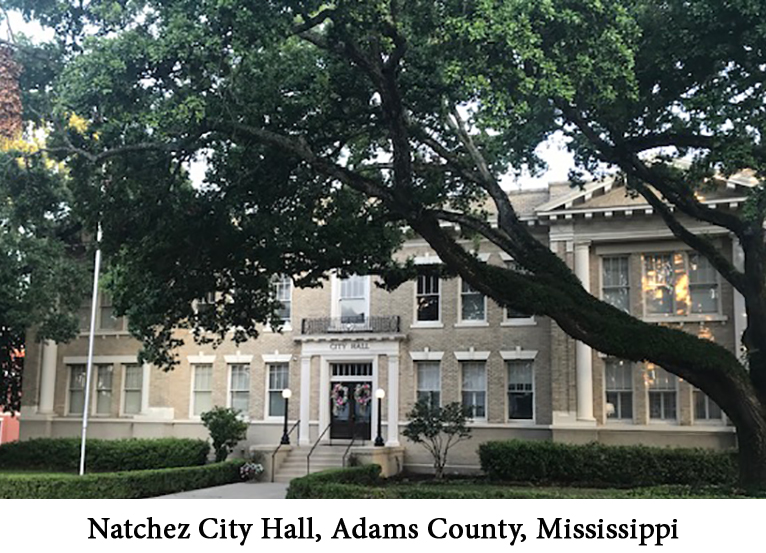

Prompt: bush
[
  {"left": 287, "top": 465, "right": 382, "bottom": 498},
  {"left": 0, "top": 438, "right": 210, "bottom": 472},
  {"left": 0, "top": 460, "right": 244, "bottom": 498},
  {"left": 478, "top": 440, "right": 737, "bottom": 487},
  {"left": 201, "top": 406, "right": 249, "bottom": 462}
]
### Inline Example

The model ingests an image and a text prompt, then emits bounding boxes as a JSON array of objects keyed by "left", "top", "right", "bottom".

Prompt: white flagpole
[{"left": 79, "top": 223, "right": 102, "bottom": 476}]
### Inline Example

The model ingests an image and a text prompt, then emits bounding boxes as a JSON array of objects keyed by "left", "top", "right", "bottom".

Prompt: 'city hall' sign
[{"left": 329, "top": 342, "right": 370, "bottom": 350}]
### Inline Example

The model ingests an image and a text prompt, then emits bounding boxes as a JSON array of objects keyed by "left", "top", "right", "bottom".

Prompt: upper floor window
[
  {"left": 79, "top": 291, "right": 125, "bottom": 332},
  {"left": 416, "top": 273, "right": 440, "bottom": 322},
  {"left": 460, "top": 280, "right": 486, "bottom": 322},
  {"left": 504, "top": 261, "right": 533, "bottom": 319},
  {"left": 643, "top": 252, "right": 719, "bottom": 316},
  {"left": 602, "top": 256, "right": 630, "bottom": 313},
  {"left": 229, "top": 363, "right": 251, "bottom": 414},
  {"left": 272, "top": 275, "right": 292, "bottom": 324},
  {"left": 339, "top": 275, "right": 368, "bottom": 323}
]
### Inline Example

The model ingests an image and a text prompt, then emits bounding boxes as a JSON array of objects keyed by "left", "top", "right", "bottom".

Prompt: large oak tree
[{"left": 3, "top": 0, "right": 766, "bottom": 486}]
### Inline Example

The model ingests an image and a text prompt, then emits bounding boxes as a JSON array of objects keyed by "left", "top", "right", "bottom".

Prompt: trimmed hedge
[
  {"left": 0, "top": 438, "right": 210, "bottom": 472},
  {"left": 286, "top": 465, "right": 382, "bottom": 498},
  {"left": 478, "top": 440, "right": 737, "bottom": 487},
  {"left": 0, "top": 460, "right": 244, "bottom": 498}
]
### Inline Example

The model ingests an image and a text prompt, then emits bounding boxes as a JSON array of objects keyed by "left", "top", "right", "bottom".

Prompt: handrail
[
  {"left": 342, "top": 434, "right": 358, "bottom": 468},
  {"left": 306, "top": 422, "right": 332, "bottom": 475},
  {"left": 270, "top": 419, "right": 301, "bottom": 483}
]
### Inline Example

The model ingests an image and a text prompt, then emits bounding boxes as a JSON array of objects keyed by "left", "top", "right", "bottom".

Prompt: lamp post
[
  {"left": 375, "top": 388, "right": 386, "bottom": 447},
  {"left": 280, "top": 388, "right": 292, "bottom": 445}
]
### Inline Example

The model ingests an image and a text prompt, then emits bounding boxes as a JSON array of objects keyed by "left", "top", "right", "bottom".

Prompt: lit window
[
  {"left": 604, "top": 359, "right": 633, "bottom": 421},
  {"left": 460, "top": 280, "right": 486, "bottom": 321},
  {"left": 602, "top": 257, "right": 630, "bottom": 313},
  {"left": 461, "top": 362, "right": 486, "bottom": 419},
  {"left": 416, "top": 362, "right": 441, "bottom": 409},
  {"left": 688, "top": 254, "right": 719, "bottom": 313},
  {"left": 123, "top": 364, "right": 143, "bottom": 415},
  {"left": 507, "top": 360, "right": 534, "bottom": 420},
  {"left": 268, "top": 363, "right": 289, "bottom": 417},
  {"left": 192, "top": 364, "right": 213, "bottom": 416},
  {"left": 646, "top": 365, "right": 676, "bottom": 421},
  {"left": 229, "top": 364, "right": 250, "bottom": 414},
  {"left": 68, "top": 365, "right": 86, "bottom": 415},
  {"left": 416, "top": 273, "right": 440, "bottom": 322},
  {"left": 643, "top": 252, "right": 719, "bottom": 316},
  {"left": 95, "top": 365, "right": 113, "bottom": 415}
]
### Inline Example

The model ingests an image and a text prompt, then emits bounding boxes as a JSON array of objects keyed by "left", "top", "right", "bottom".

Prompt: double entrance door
[{"left": 329, "top": 363, "right": 373, "bottom": 440}]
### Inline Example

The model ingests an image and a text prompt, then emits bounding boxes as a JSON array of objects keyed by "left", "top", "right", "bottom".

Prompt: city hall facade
[{"left": 19, "top": 176, "right": 749, "bottom": 472}]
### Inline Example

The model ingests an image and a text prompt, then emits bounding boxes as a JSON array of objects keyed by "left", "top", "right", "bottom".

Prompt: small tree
[
  {"left": 200, "top": 406, "right": 249, "bottom": 462},
  {"left": 403, "top": 400, "right": 472, "bottom": 480}
]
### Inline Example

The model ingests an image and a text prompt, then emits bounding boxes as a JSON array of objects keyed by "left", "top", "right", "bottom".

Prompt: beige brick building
[{"left": 20, "top": 175, "right": 749, "bottom": 472}]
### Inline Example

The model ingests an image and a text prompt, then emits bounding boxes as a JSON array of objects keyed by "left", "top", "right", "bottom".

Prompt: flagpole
[{"left": 79, "top": 223, "right": 102, "bottom": 476}]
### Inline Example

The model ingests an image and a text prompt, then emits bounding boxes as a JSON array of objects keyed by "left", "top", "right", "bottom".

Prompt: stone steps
[{"left": 273, "top": 445, "right": 348, "bottom": 483}]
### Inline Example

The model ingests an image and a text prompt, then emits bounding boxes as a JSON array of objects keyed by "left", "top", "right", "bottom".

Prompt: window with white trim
[
  {"left": 98, "top": 292, "right": 124, "bottom": 331},
  {"left": 460, "top": 280, "right": 486, "bottom": 322},
  {"left": 95, "top": 364, "right": 113, "bottom": 415},
  {"left": 694, "top": 389, "right": 723, "bottom": 422},
  {"left": 507, "top": 360, "right": 534, "bottom": 420},
  {"left": 339, "top": 275, "right": 367, "bottom": 323},
  {"left": 604, "top": 359, "right": 633, "bottom": 421},
  {"left": 642, "top": 252, "right": 719, "bottom": 316},
  {"left": 229, "top": 363, "right": 250, "bottom": 414},
  {"left": 602, "top": 256, "right": 630, "bottom": 313},
  {"left": 123, "top": 364, "right": 143, "bottom": 415},
  {"left": 272, "top": 275, "right": 292, "bottom": 324},
  {"left": 268, "top": 363, "right": 289, "bottom": 417},
  {"left": 416, "top": 272, "right": 440, "bottom": 322},
  {"left": 461, "top": 362, "right": 486, "bottom": 419},
  {"left": 416, "top": 362, "right": 441, "bottom": 409},
  {"left": 192, "top": 364, "right": 213, "bottom": 416},
  {"left": 646, "top": 365, "right": 677, "bottom": 420},
  {"left": 68, "top": 365, "right": 86, "bottom": 415},
  {"left": 504, "top": 261, "right": 533, "bottom": 319},
  {"left": 688, "top": 254, "right": 719, "bottom": 313}
]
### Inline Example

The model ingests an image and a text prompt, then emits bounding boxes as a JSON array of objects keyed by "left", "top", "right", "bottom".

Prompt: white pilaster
[
  {"left": 574, "top": 242, "right": 595, "bottom": 422},
  {"left": 318, "top": 357, "right": 330, "bottom": 442},
  {"left": 732, "top": 239, "right": 747, "bottom": 358},
  {"left": 38, "top": 340, "right": 58, "bottom": 414},
  {"left": 299, "top": 355, "right": 311, "bottom": 445},
  {"left": 141, "top": 363, "right": 151, "bottom": 414},
  {"left": 386, "top": 354, "right": 400, "bottom": 446}
]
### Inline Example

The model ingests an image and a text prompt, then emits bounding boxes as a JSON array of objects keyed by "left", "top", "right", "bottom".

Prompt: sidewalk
[{"left": 156, "top": 482, "right": 289, "bottom": 499}]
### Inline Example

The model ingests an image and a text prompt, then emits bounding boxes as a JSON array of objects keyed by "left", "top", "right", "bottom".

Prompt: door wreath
[{"left": 331, "top": 383, "right": 349, "bottom": 416}]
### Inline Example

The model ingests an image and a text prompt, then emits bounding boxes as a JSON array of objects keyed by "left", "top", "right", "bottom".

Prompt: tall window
[
  {"left": 99, "top": 292, "right": 123, "bottom": 331},
  {"left": 123, "top": 364, "right": 143, "bottom": 415},
  {"left": 461, "top": 362, "right": 486, "bottom": 419},
  {"left": 416, "top": 362, "right": 441, "bottom": 408},
  {"left": 416, "top": 273, "right": 440, "bottom": 322},
  {"left": 646, "top": 365, "right": 677, "bottom": 420},
  {"left": 229, "top": 364, "right": 250, "bottom": 413},
  {"left": 460, "top": 280, "right": 486, "bottom": 322},
  {"left": 604, "top": 359, "right": 633, "bottom": 420},
  {"left": 272, "top": 275, "right": 292, "bottom": 324},
  {"left": 507, "top": 360, "right": 534, "bottom": 420},
  {"left": 95, "top": 365, "right": 113, "bottom": 415},
  {"left": 339, "top": 275, "right": 367, "bottom": 323},
  {"left": 602, "top": 256, "right": 630, "bottom": 313},
  {"left": 68, "top": 365, "right": 87, "bottom": 415},
  {"left": 688, "top": 254, "right": 718, "bottom": 313},
  {"left": 268, "top": 363, "right": 289, "bottom": 417},
  {"left": 643, "top": 252, "right": 719, "bottom": 316},
  {"left": 694, "top": 389, "right": 723, "bottom": 422},
  {"left": 504, "top": 261, "right": 532, "bottom": 319},
  {"left": 192, "top": 364, "right": 213, "bottom": 416}
]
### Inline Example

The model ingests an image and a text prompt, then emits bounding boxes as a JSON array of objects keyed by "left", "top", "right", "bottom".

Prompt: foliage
[
  {"left": 478, "top": 440, "right": 737, "bottom": 487},
  {"left": 403, "top": 400, "right": 471, "bottom": 480},
  {"left": 286, "top": 464, "right": 382, "bottom": 498},
  {"left": 239, "top": 461, "right": 264, "bottom": 482},
  {"left": 0, "top": 437, "right": 210, "bottom": 471},
  {"left": 0, "top": 460, "right": 244, "bottom": 499},
  {"left": 200, "top": 406, "right": 249, "bottom": 462},
  {"left": 4, "top": 0, "right": 766, "bottom": 486}
]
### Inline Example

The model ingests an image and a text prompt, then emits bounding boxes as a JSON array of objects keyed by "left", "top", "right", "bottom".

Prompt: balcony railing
[{"left": 301, "top": 316, "right": 400, "bottom": 334}]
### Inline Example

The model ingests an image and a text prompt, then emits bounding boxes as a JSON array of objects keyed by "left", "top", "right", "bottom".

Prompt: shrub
[
  {"left": 0, "top": 438, "right": 210, "bottom": 472},
  {"left": 0, "top": 460, "right": 244, "bottom": 499},
  {"left": 201, "top": 406, "right": 249, "bottom": 462},
  {"left": 478, "top": 440, "right": 737, "bottom": 487},
  {"left": 287, "top": 465, "right": 382, "bottom": 498}
]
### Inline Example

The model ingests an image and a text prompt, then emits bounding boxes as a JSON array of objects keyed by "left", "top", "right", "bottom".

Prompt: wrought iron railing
[
  {"left": 342, "top": 434, "right": 358, "bottom": 468},
  {"left": 270, "top": 419, "right": 300, "bottom": 482},
  {"left": 301, "top": 315, "right": 400, "bottom": 334},
  {"left": 306, "top": 422, "right": 332, "bottom": 475}
]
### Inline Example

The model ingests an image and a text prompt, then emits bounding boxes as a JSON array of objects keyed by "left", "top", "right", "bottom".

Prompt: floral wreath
[
  {"left": 331, "top": 383, "right": 349, "bottom": 414},
  {"left": 354, "top": 383, "right": 372, "bottom": 406}
]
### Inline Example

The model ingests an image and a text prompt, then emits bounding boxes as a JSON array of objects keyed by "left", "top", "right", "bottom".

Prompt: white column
[
  {"left": 318, "top": 357, "right": 330, "bottom": 443},
  {"left": 386, "top": 354, "right": 400, "bottom": 446},
  {"left": 141, "top": 363, "right": 151, "bottom": 414},
  {"left": 299, "top": 355, "right": 311, "bottom": 446},
  {"left": 732, "top": 239, "right": 747, "bottom": 358},
  {"left": 574, "top": 242, "right": 595, "bottom": 422},
  {"left": 38, "top": 340, "right": 58, "bottom": 414}
]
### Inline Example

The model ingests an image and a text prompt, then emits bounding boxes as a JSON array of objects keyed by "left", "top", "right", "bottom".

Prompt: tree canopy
[{"left": 2, "top": 0, "right": 766, "bottom": 486}]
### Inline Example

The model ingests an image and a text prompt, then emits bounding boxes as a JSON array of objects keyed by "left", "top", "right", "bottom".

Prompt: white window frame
[
  {"left": 93, "top": 364, "right": 114, "bottom": 416},
  {"left": 271, "top": 275, "right": 293, "bottom": 330},
  {"left": 331, "top": 274, "right": 371, "bottom": 328},
  {"left": 600, "top": 256, "right": 631, "bottom": 314},
  {"left": 79, "top": 291, "right": 128, "bottom": 335},
  {"left": 227, "top": 363, "right": 251, "bottom": 416},
  {"left": 265, "top": 362, "right": 290, "bottom": 420},
  {"left": 456, "top": 278, "right": 488, "bottom": 326},
  {"left": 506, "top": 360, "right": 535, "bottom": 423},
  {"left": 413, "top": 272, "right": 442, "bottom": 327},
  {"left": 604, "top": 359, "right": 633, "bottom": 423},
  {"left": 121, "top": 363, "right": 144, "bottom": 416},
  {"left": 190, "top": 363, "right": 214, "bottom": 418},
  {"left": 460, "top": 361, "right": 487, "bottom": 421},
  {"left": 693, "top": 388, "right": 725, "bottom": 425},
  {"left": 687, "top": 253, "right": 721, "bottom": 315},
  {"left": 416, "top": 361, "right": 441, "bottom": 408},
  {"left": 67, "top": 364, "right": 87, "bottom": 416},
  {"left": 499, "top": 255, "right": 536, "bottom": 326},
  {"left": 645, "top": 365, "right": 678, "bottom": 423}
]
